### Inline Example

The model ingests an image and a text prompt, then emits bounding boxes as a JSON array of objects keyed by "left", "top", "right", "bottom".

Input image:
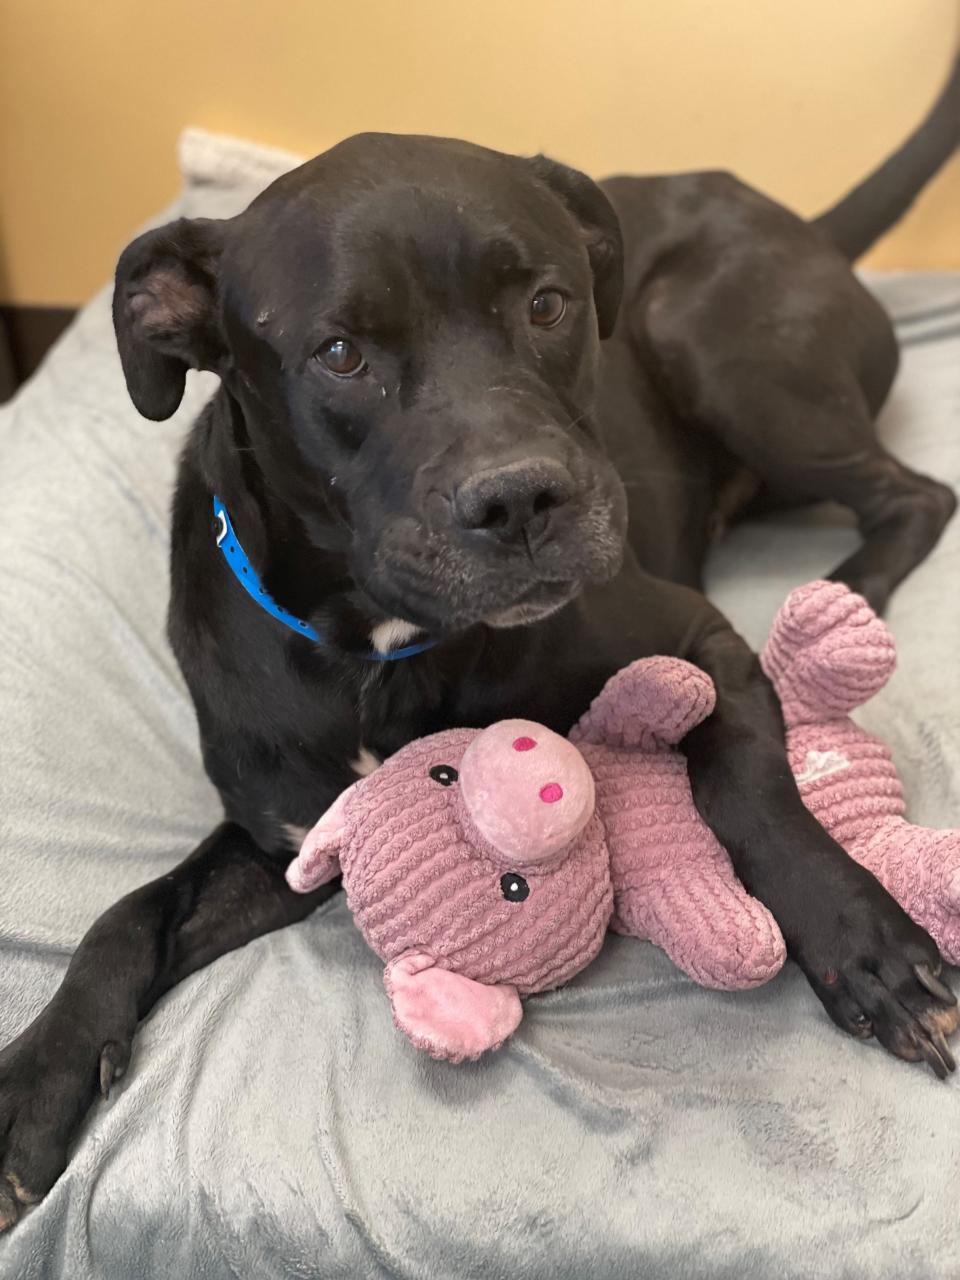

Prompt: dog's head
[{"left": 113, "top": 134, "right": 627, "bottom": 633}]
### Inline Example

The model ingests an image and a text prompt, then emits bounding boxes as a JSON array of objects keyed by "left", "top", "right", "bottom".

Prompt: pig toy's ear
[
  {"left": 384, "top": 951, "right": 523, "bottom": 1063},
  {"left": 571, "top": 656, "right": 716, "bottom": 748},
  {"left": 285, "top": 786, "right": 354, "bottom": 892}
]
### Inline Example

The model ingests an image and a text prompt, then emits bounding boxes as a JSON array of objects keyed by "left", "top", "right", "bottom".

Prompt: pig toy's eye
[
  {"left": 500, "top": 873, "right": 529, "bottom": 903},
  {"left": 429, "top": 764, "right": 459, "bottom": 786}
]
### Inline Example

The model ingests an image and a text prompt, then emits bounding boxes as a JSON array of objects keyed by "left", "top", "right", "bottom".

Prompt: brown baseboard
[{"left": 0, "top": 304, "right": 78, "bottom": 402}]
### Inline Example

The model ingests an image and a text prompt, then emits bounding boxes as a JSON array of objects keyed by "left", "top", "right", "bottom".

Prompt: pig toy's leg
[
  {"left": 383, "top": 952, "right": 523, "bottom": 1063},
  {"left": 850, "top": 823, "right": 960, "bottom": 970},
  {"left": 614, "top": 839, "right": 787, "bottom": 990}
]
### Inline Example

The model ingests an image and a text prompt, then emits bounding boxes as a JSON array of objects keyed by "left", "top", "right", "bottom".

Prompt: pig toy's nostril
[
  {"left": 539, "top": 783, "right": 563, "bottom": 804},
  {"left": 513, "top": 736, "right": 537, "bottom": 752}
]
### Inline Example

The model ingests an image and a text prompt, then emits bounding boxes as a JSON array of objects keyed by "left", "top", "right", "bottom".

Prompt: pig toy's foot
[{"left": 384, "top": 951, "right": 523, "bottom": 1063}]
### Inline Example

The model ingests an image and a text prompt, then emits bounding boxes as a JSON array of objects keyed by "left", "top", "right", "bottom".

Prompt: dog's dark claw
[
  {"left": 916, "top": 1035, "right": 952, "bottom": 1080},
  {"left": 931, "top": 1030, "right": 956, "bottom": 1075},
  {"left": 99, "top": 1041, "right": 128, "bottom": 1100},
  {"left": 99, "top": 1051, "right": 113, "bottom": 1099},
  {"left": 0, "top": 1181, "right": 18, "bottom": 1232},
  {"left": 913, "top": 963, "right": 957, "bottom": 1006}
]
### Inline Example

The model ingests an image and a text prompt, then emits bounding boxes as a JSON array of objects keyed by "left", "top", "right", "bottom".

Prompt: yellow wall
[{"left": 1, "top": 0, "right": 958, "bottom": 306}]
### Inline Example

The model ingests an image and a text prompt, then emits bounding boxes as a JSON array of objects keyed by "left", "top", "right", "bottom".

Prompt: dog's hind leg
[
  {"left": 819, "top": 446, "right": 957, "bottom": 612},
  {"left": 695, "top": 376, "right": 955, "bottom": 613},
  {"left": 636, "top": 272, "right": 955, "bottom": 614}
]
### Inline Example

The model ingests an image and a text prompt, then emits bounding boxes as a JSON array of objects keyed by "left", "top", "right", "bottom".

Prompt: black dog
[{"left": 1, "top": 59, "right": 958, "bottom": 1229}]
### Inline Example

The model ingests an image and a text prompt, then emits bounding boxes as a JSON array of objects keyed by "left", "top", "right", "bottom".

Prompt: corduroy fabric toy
[{"left": 287, "top": 580, "right": 960, "bottom": 1062}]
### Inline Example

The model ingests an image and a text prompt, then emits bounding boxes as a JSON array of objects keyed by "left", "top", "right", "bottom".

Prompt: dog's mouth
[
  {"left": 483, "top": 580, "right": 581, "bottom": 629},
  {"left": 357, "top": 487, "right": 626, "bottom": 634},
  {"left": 347, "top": 441, "right": 628, "bottom": 636},
  {"left": 363, "top": 565, "right": 594, "bottom": 634}
]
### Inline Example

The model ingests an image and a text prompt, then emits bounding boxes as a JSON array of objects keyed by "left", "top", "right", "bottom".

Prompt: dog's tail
[{"left": 811, "top": 52, "right": 960, "bottom": 261}]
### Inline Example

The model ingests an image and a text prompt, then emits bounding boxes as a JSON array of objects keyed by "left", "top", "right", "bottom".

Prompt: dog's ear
[
  {"left": 112, "top": 217, "right": 226, "bottom": 421},
  {"left": 526, "top": 155, "right": 624, "bottom": 339}
]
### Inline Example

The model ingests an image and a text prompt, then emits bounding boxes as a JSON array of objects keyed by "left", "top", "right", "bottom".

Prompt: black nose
[{"left": 453, "top": 459, "right": 575, "bottom": 544}]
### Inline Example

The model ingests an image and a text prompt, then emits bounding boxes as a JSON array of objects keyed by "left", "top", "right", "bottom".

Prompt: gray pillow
[{"left": 1, "top": 128, "right": 958, "bottom": 1280}]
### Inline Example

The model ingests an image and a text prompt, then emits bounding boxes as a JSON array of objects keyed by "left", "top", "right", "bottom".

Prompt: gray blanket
[{"left": 1, "top": 133, "right": 959, "bottom": 1279}]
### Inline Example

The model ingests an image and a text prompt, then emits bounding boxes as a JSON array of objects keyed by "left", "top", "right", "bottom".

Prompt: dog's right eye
[
  {"left": 530, "top": 289, "right": 566, "bottom": 328},
  {"left": 314, "top": 338, "right": 366, "bottom": 378}
]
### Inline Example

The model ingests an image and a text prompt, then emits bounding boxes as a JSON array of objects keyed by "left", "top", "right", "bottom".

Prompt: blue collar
[{"left": 212, "top": 496, "right": 438, "bottom": 662}]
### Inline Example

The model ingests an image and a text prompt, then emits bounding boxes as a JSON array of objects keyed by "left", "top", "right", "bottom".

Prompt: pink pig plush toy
[{"left": 287, "top": 581, "right": 960, "bottom": 1062}]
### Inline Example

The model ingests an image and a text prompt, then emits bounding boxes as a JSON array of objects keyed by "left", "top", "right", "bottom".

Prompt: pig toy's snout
[{"left": 458, "top": 719, "right": 595, "bottom": 867}]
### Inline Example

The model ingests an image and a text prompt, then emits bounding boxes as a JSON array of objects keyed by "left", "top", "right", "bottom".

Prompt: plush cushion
[{"left": 1, "top": 129, "right": 958, "bottom": 1280}]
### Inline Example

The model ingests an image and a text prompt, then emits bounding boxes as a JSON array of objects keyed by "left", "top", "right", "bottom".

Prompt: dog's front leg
[
  {"left": 0, "top": 822, "right": 337, "bottom": 1229},
  {"left": 681, "top": 620, "right": 958, "bottom": 1075}
]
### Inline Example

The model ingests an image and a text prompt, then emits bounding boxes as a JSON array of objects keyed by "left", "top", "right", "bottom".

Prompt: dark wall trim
[{"left": 0, "top": 305, "right": 78, "bottom": 403}]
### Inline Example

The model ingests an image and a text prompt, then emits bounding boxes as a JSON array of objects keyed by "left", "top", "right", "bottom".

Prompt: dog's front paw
[
  {"left": 795, "top": 865, "right": 959, "bottom": 1079},
  {"left": 0, "top": 1000, "right": 131, "bottom": 1230}
]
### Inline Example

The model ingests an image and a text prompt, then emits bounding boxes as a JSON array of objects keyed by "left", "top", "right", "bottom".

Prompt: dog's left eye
[
  {"left": 314, "top": 338, "right": 366, "bottom": 377},
  {"left": 530, "top": 289, "right": 566, "bottom": 328}
]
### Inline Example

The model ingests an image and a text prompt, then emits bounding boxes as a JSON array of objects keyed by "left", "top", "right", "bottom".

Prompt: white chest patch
[
  {"left": 795, "top": 748, "right": 850, "bottom": 785},
  {"left": 282, "top": 823, "right": 310, "bottom": 851},
  {"left": 352, "top": 747, "right": 382, "bottom": 778},
  {"left": 370, "top": 618, "right": 421, "bottom": 654}
]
